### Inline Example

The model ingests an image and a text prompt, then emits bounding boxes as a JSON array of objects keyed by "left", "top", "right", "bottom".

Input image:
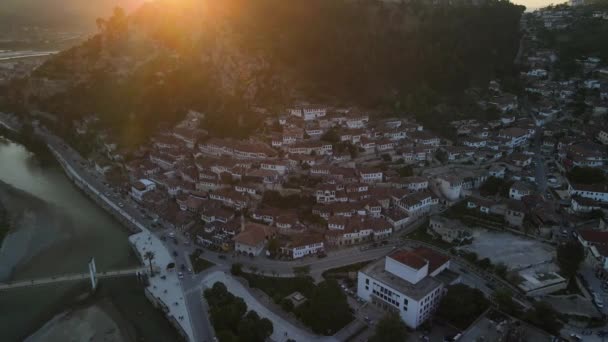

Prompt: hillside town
[
  {"left": 2, "top": 1, "right": 608, "bottom": 342},
  {"left": 57, "top": 5, "right": 608, "bottom": 337}
]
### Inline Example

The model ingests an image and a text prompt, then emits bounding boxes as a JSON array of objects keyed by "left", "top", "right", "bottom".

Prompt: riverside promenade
[{"left": 39, "top": 131, "right": 196, "bottom": 342}]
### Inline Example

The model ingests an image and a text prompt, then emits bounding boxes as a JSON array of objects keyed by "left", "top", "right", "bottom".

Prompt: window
[{"left": 365, "top": 278, "right": 369, "bottom": 285}]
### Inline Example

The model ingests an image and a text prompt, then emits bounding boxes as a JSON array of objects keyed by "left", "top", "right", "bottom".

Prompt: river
[{"left": 0, "top": 137, "right": 179, "bottom": 341}]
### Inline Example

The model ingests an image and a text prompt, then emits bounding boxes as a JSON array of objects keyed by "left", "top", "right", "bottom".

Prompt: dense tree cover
[
  {"left": 240, "top": 274, "right": 352, "bottom": 334},
  {"left": 437, "top": 284, "right": 490, "bottom": 329},
  {"left": 492, "top": 288, "right": 523, "bottom": 317},
  {"left": 556, "top": 241, "right": 585, "bottom": 280},
  {"left": 261, "top": 190, "right": 315, "bottom": 210},
  {"left": 297, "top": 279, "right": 353, "bottom": 335},
  {"left": 0, "top": 202, "right": 10, "bottom": 244},
  {"left": 7, "top": 0, "right": 523, "bottom": 144},
  {"left": 567, "top": 167, "right": 606, "bottom": 185},
  {"left": 204, "top": 282, "right": 273, "bottom": 342},
  {"left": 479, "top": 176, "right": 513, "bottom": 197},
  {"left": 537, "top": 2, "right": 608, "bottom": 73},
  {"left": 522, "top": 301, "right": 562, "bottom": 335},
  {"left": 211, "top": 0, "right": 524, "bottom": 105},
  {"left": 369, "top": 314, "right": 409, "bottom": 342}
]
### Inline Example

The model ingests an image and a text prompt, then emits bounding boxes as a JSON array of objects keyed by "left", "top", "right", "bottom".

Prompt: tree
[
  {"left": 293, "top": 265, "right": 311, "bottom": 277},
  {"left": 267, "top": 238, "right": 281, "bottom": 257},
  {"left": 144, "top": 251, "right": 155, "bottom": 276},
  {"left": 567, "top": 167, "right": 606, "bottom": 184},
  {"left": 523, "top": 301, "right": 562, "bottom": 335},
  {"left": 492, "top": 288, "right": 522, "bottom": 317},
  {"left": 281, "top": 298, "right": 295, "bottom": 312},
  {"left": 297, "top": 279, "right": 353, "bottom": 335},
  {"left": 494, "top": 263, "right": 508, "bottom": 279},
  {"left": 437, "top": 284, "right": 490, "bottom": 329},
  {"left": 231, "top": 263, "right": 243, "bottom": 276},
  {"left": 397, "top": 165, "right": 413, "bottom": 177},
  {"left": 369, "top": 314, "right": 409, "bottom": 342},
  {"left": 321, "top": 128, "right": 339, "bottom": 143},
  {"left": 556, "top": 241, "right": 585, "bottom": 280},
  {"left": 237, "top": 310, "right": 273, "bottom": 342},
  {"left": 480, "top": 177, "right": 507, "bottom": 196},
  {"left": 435, "top": 149, "right": 448, "bottom": 164}
]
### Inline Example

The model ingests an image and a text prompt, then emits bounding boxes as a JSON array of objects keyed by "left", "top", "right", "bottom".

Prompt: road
[{"left": 532, "top": 127, "right": 548, "bottom": 193}]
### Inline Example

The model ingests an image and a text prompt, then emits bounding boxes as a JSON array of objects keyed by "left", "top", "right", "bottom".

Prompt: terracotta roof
[
  {"left": 412, "top": 247, "right": 450, "bottom": 274},
  {"left": 578, "top": 229, "right": 608, "bottom": 244},
  {"left": 389, "top": 250, "right": 427, "bottom": 270},
  {"left": 234, "top": 223, "right": 271, "bottom": 246}
]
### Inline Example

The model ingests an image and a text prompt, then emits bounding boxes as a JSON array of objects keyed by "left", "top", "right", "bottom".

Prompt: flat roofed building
[{"left": 357, "top": 247, "right": 460, "bottom": 328}]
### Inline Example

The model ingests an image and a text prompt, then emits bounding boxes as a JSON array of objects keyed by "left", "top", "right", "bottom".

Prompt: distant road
[{"left": 0, "top": 50, "right": 58, "bottom": 61}]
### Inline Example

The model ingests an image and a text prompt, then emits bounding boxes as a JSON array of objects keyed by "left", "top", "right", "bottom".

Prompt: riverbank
[
  {"left": 23, "top": 277, "right": 181, "bottom": 342},
  {"left": 0, "top": 137, "right": 180, "bottom": 341},
  {"left": 0, "top": 201, "right": 9, "bottom": 245}
]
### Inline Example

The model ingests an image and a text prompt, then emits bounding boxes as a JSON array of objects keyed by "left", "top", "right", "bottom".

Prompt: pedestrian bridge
[{"left": 0, "top": 267, "right": 146, "bottom": 291}]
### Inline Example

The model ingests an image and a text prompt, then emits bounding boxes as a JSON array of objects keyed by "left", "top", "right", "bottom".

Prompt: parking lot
[
  {"left": 459, "top": 230, "right": 556, "bottom": 270},
  {"left": 580, "top": 262, "right": 608, "bottom": 316}
]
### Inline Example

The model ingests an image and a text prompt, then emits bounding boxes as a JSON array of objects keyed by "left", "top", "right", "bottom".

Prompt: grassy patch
[
  {"left": 241, "top": 274, "right": 353, "bottom": 335},
  {"left": 242, "top": 273, "right": 316, "bottom": 299},
  {"left": 403, "top": 223, "right": 454, "bottom": 250},
  {"left": 322, "top": 261, "right": 371, "bottom": 279},
  {"left": 189, "top": 253, "right": 215, "bottom": 274}
]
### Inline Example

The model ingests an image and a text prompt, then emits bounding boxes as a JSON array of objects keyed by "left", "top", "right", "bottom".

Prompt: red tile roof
[
  {"left": 389, "top": 250, "right": 427, "bottom": 270},
  {"left": 412, "top": 247, "right": 450, "bottom": 274}
]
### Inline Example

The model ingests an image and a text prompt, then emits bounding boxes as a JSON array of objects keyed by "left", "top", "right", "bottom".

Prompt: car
[
  {"left": 570, "top": 333, "right": 582, "bottom": 341},
  {"left": 118, "top": 202, "right": 124, "bottom": 208},
  {"left": 178, "top": 272, "right": 184, "bottom": 279},
  {"left": 188, "top": 268, "right": 193, "bottom": 274}
]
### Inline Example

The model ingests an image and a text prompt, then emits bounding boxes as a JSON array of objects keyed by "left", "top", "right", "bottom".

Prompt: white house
[
  {"left": 359, "top": 168, "right": 383, "bottom": 184},
  {"left": 498, "top": 127, "right": 530, "bottom": 148},
  {"left": 568, "top": 182, "right": 608, "bottom": 203},
  {"left": 234, "top": 223, "right": 274, "bottom": 256},
  {"left": 509, "top": 181, "right": 532, "bottom": 200},
  {"left": 131, "top": 179, "right": 156, "bottom": 201},
  {"left": 281, "top": 234, "right": 325, "bottom": 259}
]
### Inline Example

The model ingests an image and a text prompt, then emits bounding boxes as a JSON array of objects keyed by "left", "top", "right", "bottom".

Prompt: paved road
[
  {"left": 532, "top": 128, "right": 548, "bottom": 193},
  {"left": 580, "top": 262, "right": 608, "bottom": 316}
]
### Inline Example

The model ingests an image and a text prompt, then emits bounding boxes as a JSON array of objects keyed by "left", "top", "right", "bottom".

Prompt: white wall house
[{"left": 131, "top": 179, "right": 156, "bottom": 201}]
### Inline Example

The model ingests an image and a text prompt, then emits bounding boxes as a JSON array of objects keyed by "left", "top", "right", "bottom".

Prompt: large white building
[{"left": 357, "top": 247, "right": 460, "bottom": 329}]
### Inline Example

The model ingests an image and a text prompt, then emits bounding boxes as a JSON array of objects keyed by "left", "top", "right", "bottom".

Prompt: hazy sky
[{"left": 510, "top": 0, "right": 566, "bottom": 10}]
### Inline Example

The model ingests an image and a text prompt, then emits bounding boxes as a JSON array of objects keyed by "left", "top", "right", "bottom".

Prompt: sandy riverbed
[{"left": 24, "top": 301, "right": 132, "bottom": 342}]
